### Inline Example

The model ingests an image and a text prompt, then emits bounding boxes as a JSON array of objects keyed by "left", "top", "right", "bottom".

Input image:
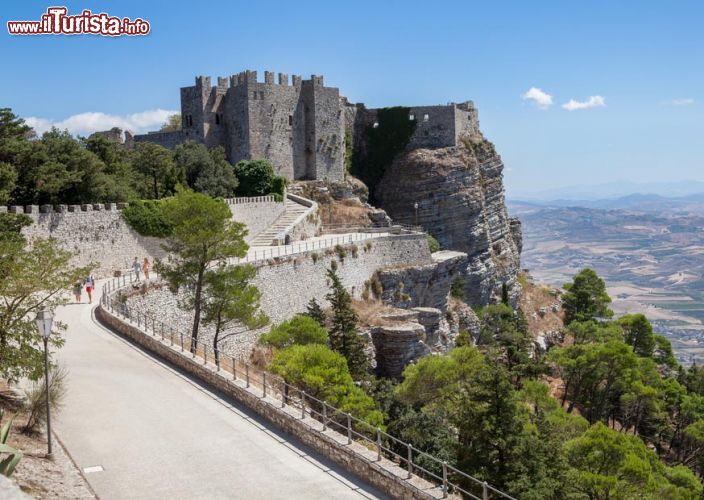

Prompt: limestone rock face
[
  {"left": 376, "top": 250, "right": 467, "bottom": 311},
  {"left": 371, "top": 323, "right": 430, "bottom": 378},
  {"left": 376, "top": 136, "right": 522, "bottom": 306}
]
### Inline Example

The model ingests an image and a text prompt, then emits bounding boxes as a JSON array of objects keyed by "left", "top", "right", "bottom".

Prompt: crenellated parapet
[{"left": 0, "top": 203, "right": 129, "bottom": 215}]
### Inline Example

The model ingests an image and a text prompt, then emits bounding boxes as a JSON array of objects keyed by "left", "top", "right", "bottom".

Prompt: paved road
[{"left": 54, "top": 282, "right": 384, "bottom": 500}]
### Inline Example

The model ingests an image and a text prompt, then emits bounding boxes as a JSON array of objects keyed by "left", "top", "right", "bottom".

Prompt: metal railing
[{"left": 99, "top": 276, "right": 514, "bottom": 500}]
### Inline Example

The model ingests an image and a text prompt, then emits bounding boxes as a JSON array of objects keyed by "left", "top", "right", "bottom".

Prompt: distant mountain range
[
  {"left": 510, "top": 180, "right": 704, "bottom": 203},
  {"left": 509, "top": 192, "right": 704, "bottom": 215}
]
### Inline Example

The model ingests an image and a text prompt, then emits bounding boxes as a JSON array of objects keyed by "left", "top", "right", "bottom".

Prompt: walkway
[{"left": 53, "top": 284, "right": 385, "bottom": 500}]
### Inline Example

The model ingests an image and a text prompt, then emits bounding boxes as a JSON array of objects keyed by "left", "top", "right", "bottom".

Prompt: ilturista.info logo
[{"left": 7, "top": 6, "right": 150, "bottom": 36}]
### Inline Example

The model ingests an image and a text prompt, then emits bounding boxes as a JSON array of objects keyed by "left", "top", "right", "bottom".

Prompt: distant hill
[
  {"left": 509, "top": 192, "right": 704, "bottom": 215},
  {"left": 510, "top": 180, "right": 704, "bottom": 202}
]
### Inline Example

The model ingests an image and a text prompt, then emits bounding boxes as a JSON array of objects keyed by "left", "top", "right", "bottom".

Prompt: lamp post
[
  {"left": 413, "top": 202, "right": 419, "bottom": 227},
  {"left": 34, "top": 308, "right": 54, "bottom": 459}
]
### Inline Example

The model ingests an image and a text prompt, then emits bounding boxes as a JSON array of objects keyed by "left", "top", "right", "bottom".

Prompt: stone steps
[{"left": 249, "top": 199, "right": 309, "bottom": 246}]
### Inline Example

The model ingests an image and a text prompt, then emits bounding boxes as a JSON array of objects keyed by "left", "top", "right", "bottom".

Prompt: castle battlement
[{"left": 134, "top": 70, "right": 479, "bottom": 183}]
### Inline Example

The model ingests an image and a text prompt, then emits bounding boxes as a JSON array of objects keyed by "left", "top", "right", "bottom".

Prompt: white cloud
[
  {"left": 521, "top": 87, "right": 553, "bottom": 109},
  {"left": 561, "top": 95, "right": 606, "bottom": 111},
  {"left": 24, "top": 109, "right": 178, "bottom": 136},
  {"left": 667, "top": 98, "right": 695, "bottom": 106}
]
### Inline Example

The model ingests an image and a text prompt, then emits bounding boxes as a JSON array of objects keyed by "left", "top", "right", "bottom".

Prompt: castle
[{"left": 134, "top": 70, "right": 481, "bottom": 182}]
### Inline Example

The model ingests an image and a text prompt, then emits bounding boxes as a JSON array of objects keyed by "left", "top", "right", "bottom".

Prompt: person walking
[
  {"left": 142, "top": 257, "right": 151, "bottom": 280},
  {"left": 84, "top": 274, "right": 95, "bottom": 304},
  {"left": 73, "top": 280, "right": 83, "bottom": 303},
  {"left": 132, "top": 257, "right": 141, "bottom": 281}
]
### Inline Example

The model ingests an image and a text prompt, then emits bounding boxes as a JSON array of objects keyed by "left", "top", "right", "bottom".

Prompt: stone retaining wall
[
  {"left": 227, "top": 197, "right": 285, "bottom": 242},
  {"left": 95, "top": 304, "right": 442, "bottom": 499}
]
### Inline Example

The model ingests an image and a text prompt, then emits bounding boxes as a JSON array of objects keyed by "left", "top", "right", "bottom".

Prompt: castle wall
[
  {"left": 134, "top": 130, "right": 188, "bottom": 149},
  {"left": 245, "top": 74, "right": 302, "bottom": 179},
  {"left": 123, "top": 233, "right": 432, "bottom": 356},
  {"left": 16, "top": 206, "right": 167, "bottom": 277},
  {"left": 309, "top": 80, "right": 345, "bottom": 181}
]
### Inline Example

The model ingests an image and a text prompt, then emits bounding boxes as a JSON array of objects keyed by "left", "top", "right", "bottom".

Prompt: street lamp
[
  {"left": 413, "top": 202, "right": 419, "bottom": 227},
  {"left": 34, "top": 308, "right": 54, "bottom": 459}
]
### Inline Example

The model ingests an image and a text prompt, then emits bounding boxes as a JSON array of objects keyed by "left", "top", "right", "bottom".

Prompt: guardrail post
[
  {"left": 262, "top": 372, "right": 267, "bottom": 398},
  {"left": 281, "top": 381, "right": 286, "bottom": 408},
  {"left": 215, "top": 350, "right": 220, "bottom": 371},
  {"left": 180, "top": 333, "right": 184, "bottom": 352},
  {"left": 482, "top": 481, "right": 488, "bottom": 500},
  {"left": 203, "top": 345, "right": 208, "bottom": 364},
  {"left": 170, "top": 328, "right": 174, "bottom": 346},
  {"left": 245, "top": 364, "right": 250, "bottom": 388},
  {"left": 322, "top": 402, "right": 327, "bottom": 431},
  {"left": 301, "top": 391, "right": 306, "bottom": 418},
  {"left": 442, "top": 461, "right": 448, "bottom": 498},
  {"left": 347, "top": 413, "right": 352, "bottom": 444},
  {"left": 407, "top": 443, "right": 413, "bottom": 479},
  {"left": 376, "top": 428, "right": 382, "bottom": 461},
  {"left": 232, "top": 357, "right": 236, "bottom": 380}
]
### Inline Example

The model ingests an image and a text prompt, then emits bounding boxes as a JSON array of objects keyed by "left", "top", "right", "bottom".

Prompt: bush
[
  {"left": 270, "top": 175, "right": 287, "bottom": 198},
  {"left": 426, "top": 234, "right": 441, "bottom": 253},
  {"left": 234, "top": 159, "right": 275, "bottom": 196},
  {"left": 121, "top": 199, "right": 173, "bottom": 237},
  {"left": 22, "top": 363, "right": 68, "bottom": 434},
  {"left": 450, "top": 276, "right": 465, "bottom": 300},
  {"left": 269, "top": 344, "right": 384, "bottom": 427},
  {"left": 259, "top": 315, "right": 328, "bottom": 349}
]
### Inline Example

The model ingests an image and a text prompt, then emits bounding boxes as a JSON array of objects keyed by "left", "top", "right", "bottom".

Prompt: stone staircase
[{"left": 249, "top": 197, "right": 310, "bottom": 246}]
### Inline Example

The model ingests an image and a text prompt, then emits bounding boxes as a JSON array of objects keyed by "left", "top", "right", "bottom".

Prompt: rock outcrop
[
  {"left": 375, "top": 135, "right": 522, "bottom": 306},
  {"left": 375, "top": 250, "right": 467, "bottom": 311}
]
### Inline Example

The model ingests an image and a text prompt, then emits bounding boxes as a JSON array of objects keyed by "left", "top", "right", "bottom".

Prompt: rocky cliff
[{"left": 375, "top": 135, "right": 522, "bottom": 306}]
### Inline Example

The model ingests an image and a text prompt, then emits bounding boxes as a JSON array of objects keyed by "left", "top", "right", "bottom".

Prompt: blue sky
[{"left": 2, "top": 1, "right": 702, "bottom": 196}]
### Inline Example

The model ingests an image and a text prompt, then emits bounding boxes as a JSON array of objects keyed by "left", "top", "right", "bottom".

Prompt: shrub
[
  {"left": 22, "top": 363, "right": 68, "bottom": 434},
  {"left": 122, "top": 199, "right": 173, "bottom": 237},
  {"left": 259, "top": 314, "right": 328, "bottom": 349},
  {"left": 426, "top": 234, "right": 441, "bottom": 253},
  {"left": 270, "top": 175, "right": 287, "bottom": 198},
  {"left": 450, "top": 276, "right": 465, "bottom": 300},
  {"left": 233, "top": 159, "right": 275, "bottom": 196},
  {"left": 370, "top": 274, "right": 383, "bottom": 299},
  {"left": 269, "top": 344, "right": 383, "bottom": 427},
  {"left": 330, "top": 259, "right": 338, "bottom": 271},
  {"left": 334, "top": 244, "right": 347, "bottom": 262},
  {"left": 0, "top": 410, "right": 22, "bottom": 477}
]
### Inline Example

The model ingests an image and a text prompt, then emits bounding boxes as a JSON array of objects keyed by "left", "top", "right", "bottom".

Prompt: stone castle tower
[
  {"left": 135, "top": 69, "right": 481, "bottom": 183},
  {"left": 135, "top": 70, "right": 345, "bottom": 182}
]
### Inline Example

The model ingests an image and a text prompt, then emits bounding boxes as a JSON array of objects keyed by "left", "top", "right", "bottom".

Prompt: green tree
[
  {"left": 201, "top": 263, "right": 268, "bottom": 366},
  {"left": 259, "top": 314, "right": 327, "bottom": 349},
  {"left": 0, "top": 163, "right": 17, "bottom": 205},
  {"left": 157, "top": 189, "right": 248, "bottom": 352},
  {"left": 0, "top": 214, "right": 90, "bottom": 381},
  {"left": 618, "top": 314, "right": 655, "bottom": 358},
  {"left": 160, "top": 114, "right": 181, "bottom": 132},
  {"left": 84, "top": 133, "right": 136, "bottom": 201},
  {"left": 233, "top": 159, "right": 275, "bottom": 196},
  {"left": 549, "top": 340, "right": 640, "bottom": 422},
  {"left": 193, "top": 146, "right": 238, "bottom": 198},
  {"left": 132, "top": 141, "right": 176, "bottom": 199},
  {"left": 563, "top": 422, "right": 701, "bottom": 499},
  {"left": 269, "top": 344, "right": 383, "bottom": 426},
  {"left": 325, "top": 269, "right": 368, "bottom": 378},
  {"left": 562, "top": 268, "right": 613, "bottom": 324},
  {"left": 305, "top": 297, "right": 326, "bottom": 326}
]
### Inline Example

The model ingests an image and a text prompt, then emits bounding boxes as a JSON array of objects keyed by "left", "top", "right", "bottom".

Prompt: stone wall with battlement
[
  {"left": 135, "top": 70, "right": 346, "bottom": 183},
  {"left": 4, "top": 196, "right": 289, "bottom": 276}
]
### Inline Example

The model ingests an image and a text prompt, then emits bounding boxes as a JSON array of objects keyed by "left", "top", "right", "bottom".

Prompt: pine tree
[
  {"left": 305, "top": 297, "right": 326, "bottom": 326},
  {"left": 325, "top": 269, "right": 369, "bottom": 378}
]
